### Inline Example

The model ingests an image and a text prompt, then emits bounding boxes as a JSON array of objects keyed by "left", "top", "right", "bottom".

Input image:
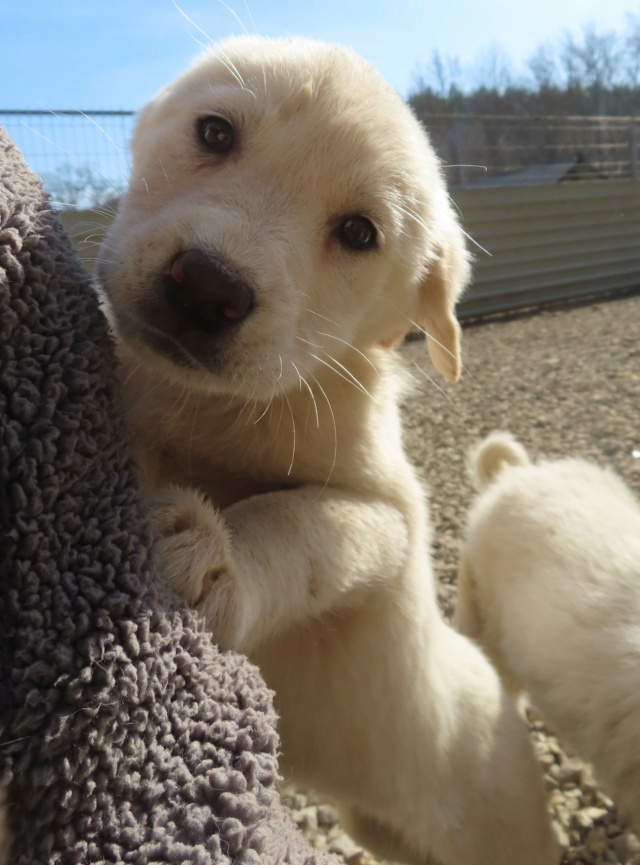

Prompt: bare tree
[
  {"left": 623, "top": 12, "right": 640, "bottom": 88},
  {"left": 45, "top": 163, "right": 118, "bottom": 209},
  {"left": 528, "top": 44, "right": 561, "bottom": 90},
  {"left": 409, "top": 17, "right": 640, "bottom": 184},
  {"left": 560, "top": 25, "right": 622, "bottom": 90},
  {"left": 471, "top": 45, "right": 516, "bottom": 94},
  {"left": 411, "top": 50, "right": 463, "bottom": 98}
]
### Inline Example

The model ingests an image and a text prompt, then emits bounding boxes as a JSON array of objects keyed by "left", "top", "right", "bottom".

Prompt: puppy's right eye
[
  {"left": 197, "top": 116, "right": 235, "bottom": 153},
  {"left": 338, "top": 216, "right": 377, "bottom": 251}
]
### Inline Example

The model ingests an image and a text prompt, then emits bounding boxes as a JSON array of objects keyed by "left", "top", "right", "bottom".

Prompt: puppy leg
[
  {"left": 410, "top": 627, "right": 558, "bottom": 865},
  {"left": 343, "top": 809, "right": 438, "bottom": 865},
  {"left": 151, "top": 485, "right": 248, "bottom": 645},
  {"left": 454, "top": 553, "right": 524, "bottom": 700},
  {"left": 151, "top": 484, "right": 409, "bottom": 651},
  {"left": 330, "top": 626, "right": 557, "bottom": 865}
]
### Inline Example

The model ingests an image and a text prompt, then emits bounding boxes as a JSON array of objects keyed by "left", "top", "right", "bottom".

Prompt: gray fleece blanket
[{"left": 0, "top": 128, "right": 334, "bottom": 864}]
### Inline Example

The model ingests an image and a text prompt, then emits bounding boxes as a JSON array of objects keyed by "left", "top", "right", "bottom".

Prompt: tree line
[{"left": 409, "top": 16, "right": 640, "bottom": 187}]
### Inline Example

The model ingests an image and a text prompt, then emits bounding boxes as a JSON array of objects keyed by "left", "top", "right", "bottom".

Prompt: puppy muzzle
[
  {"left": 164, "top": 248, "right": 254, "bottom": 332},
  {"left": 132, "top": 248, "right": 256, "bottom": 370}
]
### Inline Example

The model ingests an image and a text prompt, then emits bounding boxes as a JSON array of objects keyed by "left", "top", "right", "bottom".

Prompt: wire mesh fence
[
  {"left": 2, "top": 109, "right": 639, "bottom": 204},
  {"left": 0, "top": 109, "right": 135, "bottom": 208},
  {"left": 415, "top": 113, "right": 640, "bottom": 189}
]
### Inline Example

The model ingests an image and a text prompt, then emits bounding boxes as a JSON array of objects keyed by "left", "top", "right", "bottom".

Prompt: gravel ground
[{"left": 284, "top": 292, "right": 640, "bottom": 865}]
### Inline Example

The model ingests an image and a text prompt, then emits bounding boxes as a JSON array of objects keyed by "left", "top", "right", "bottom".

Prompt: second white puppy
[{"left": 456, "top": 432, "right": 640, "bottom": 833}]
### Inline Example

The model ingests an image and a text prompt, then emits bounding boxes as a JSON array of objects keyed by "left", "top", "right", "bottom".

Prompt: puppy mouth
[
  {"left": 125, "top": 248, "right": 256, "bottom": 370},
  {"left": 117, "top": 312, "right": 210, "bottom": 371}
]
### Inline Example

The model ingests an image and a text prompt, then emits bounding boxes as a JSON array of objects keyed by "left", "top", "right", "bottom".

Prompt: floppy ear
[{"left": 415, "top": 225, "right": 471, "bottom": 383}]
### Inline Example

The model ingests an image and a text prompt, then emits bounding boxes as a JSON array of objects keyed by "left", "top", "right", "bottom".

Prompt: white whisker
[
  {"left": 217, "top": 0, "right": 250, "bottom": 36},
  {"left": 297, "top": 292, "right": 343, "bottom": 330},
  {"left": 253, "top": 363, "right": 280, "bottom": 424},
  {"left": 51, "top": 200, "right": 120, "bottom": 218},
  {"left": 241, "top": 0, "right": 257, "bottom": 32},
  {"left": 158, "top": 158, "right": 172, "bottom": 186},
  {"left": 79, "top": 233, "right": 110, "bottom": 245},
  {"left": 75, "top": 110, "right": 130, "bottom": 161},
  {"left": 298, "top": 340, "right": 376, "bottom": 401},
  {"left": 149, "top": 379, "right": 193, "bottom": 451},
  {"left": 215, "top": 46, "right": 255, "bottom": 95},
  {"left": 312, "top": 331, "right": 381, "bottom": 379},
  {"left": 396, "top": 200, "right": 491, "bottom": 258},
  {"left": 253, "top": 389, "right": 275, "bottom": 424},
  {"left": 171, "top": 0, "right": 254, "bottom": 95},
  {"left": 308, "top": 310, "right": 341, "bottom": 327},
  {"left": 307, "top": 371, "right": 337, "bottom": 494},
  {"left": 225, "top": 368, "right": 249, "bottom": 411},
  {"left": 172, "top": 0, "right": 214, "bottom": 44},
  {"left": 291, "top": 361, "right": 319, "bottom": 428},
  {"left": 282, "top": 387, "right": 297, "bottom": 476},
  {"left": 411, "top": 361, "right": 456, "bottom": 407},
  {"left": 272, "top": 382, "right": 286, "bottom": 442},
  {"left": 459, "top": 227, "right": 491, "bottom": 257},
  {"left": 305, "top": 351, "right": 371, "bottom": 398},
  {"left": 237, "top": 382, "right": 259, "bottom": 424},
  {"left": 19, "top": 122, "right": 125, "bottom": 199},
  {"left": 122, "top": 360, "right": 143, "bottom": 388}
]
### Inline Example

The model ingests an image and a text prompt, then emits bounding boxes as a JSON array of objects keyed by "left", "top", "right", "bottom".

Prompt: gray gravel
[{"left": 284, "top": 293, "right": 640, "bottom": 865}]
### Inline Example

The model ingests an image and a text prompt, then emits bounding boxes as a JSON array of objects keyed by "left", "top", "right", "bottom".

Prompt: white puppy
[
  {"left": 456, "top": 431, "right": 640, "bottom": 833},
  {"left": 98, "top": 37, "right": 557, "bottom": 865}
]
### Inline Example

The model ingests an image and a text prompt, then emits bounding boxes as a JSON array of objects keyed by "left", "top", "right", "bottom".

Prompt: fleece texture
[{"left": 0, "top": 127, "right": 333, "bottom": 865}]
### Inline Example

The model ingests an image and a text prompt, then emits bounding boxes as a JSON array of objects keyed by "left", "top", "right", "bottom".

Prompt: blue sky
[
  {"left": 2, "top": 0, "right": 638, "bottom": 109},
  {"left": 2, "top": 0, "right": 637, "bottom": 198}
]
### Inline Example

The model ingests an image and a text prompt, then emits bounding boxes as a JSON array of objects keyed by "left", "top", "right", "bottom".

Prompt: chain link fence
[
  {"left": 0, "top": 110, "right": 134, "bottom": 208},
  {"left": 2, "top": 109, "right": 639, "bottom": 205},
  {"left": 416, "top": 113, "right": 640, "bottom": 189}
]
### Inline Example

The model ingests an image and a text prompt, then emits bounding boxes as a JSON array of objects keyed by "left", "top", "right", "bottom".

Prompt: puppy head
[{"left": 98, "top": 36, "right": 470, "bottom": 398}]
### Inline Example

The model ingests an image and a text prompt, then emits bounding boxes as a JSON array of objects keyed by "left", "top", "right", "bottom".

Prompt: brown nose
[{"left": 164, "top": 249, "right": 254, "bottom": 333}]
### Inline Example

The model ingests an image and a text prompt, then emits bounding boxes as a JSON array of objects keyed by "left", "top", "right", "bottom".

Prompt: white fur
[
  {"left": 456, "top": 431, "right": 640, "bottom": 833},
  {"left": 99, "top": 38, "right": 557, "bottom": 865}
]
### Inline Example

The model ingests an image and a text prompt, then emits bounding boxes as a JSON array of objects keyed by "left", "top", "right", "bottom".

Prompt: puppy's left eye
[
  {"left": 197, "top": 116, "right": 235, "bottom": 153},
  {"left": 338, "top": 216, "right": 377, "bottom": 251}
]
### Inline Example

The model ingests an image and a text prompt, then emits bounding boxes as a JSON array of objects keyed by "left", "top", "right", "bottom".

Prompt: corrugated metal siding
[
  {"left": 62, "top": 180, "right": 640, "bottom": 317},
  {"left": 451, "top": 179, "right": 640, "bottom": 317}
]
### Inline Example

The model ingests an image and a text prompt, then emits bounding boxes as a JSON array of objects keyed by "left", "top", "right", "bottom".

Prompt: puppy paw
[{"left": 150, "top": 486, "right": 243, "bottom": 646}]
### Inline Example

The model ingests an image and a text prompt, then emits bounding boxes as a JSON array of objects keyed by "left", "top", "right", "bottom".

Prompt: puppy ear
[{"left": 415, "top": 226, "right": 470, "bottom": 383}]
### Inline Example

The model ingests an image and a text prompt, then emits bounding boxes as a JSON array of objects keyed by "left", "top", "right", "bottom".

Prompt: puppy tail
[{"left": 469, "top": 431, "right": 530, "bottom": 490}]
